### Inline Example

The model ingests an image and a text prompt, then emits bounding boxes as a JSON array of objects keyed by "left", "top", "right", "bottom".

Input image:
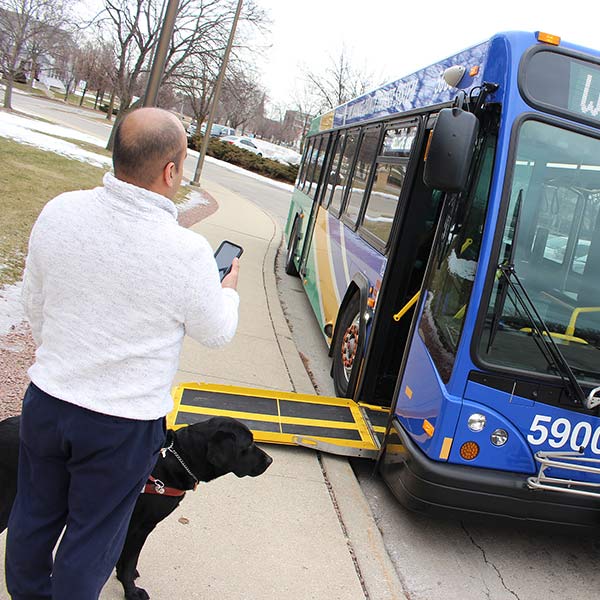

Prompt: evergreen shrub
[{"left": 189, "top": 136, "right": 298, "bottom": 184}]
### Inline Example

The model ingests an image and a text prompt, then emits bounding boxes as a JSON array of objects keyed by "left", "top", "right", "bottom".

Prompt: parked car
[
  {"left": 221, "top": 135, "right": 263, "bottom": 157},
  {"left": 187, "top": 122, "right": 235, "bottom": 138}
]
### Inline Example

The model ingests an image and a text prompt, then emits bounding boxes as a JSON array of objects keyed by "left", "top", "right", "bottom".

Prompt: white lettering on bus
[
  {"left": 528, "top": 414, "right": 600, "bottom": 453},
  {"left": 580, "top": 74, "right": 600, "bottom": 117},
  {"left": 345, "top": 79, "right": 418, "bottom": 122},
  {"left": 432, "top": 74, "right": 452, "bottom": 96}
]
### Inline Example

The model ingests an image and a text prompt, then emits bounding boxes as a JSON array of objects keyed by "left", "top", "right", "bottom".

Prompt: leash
[
  {"left": 161, "top": 441, "right": 199, "bottom": 491},
  {"left": 141, "top": 439, "right": 200, "bottom": 497}
]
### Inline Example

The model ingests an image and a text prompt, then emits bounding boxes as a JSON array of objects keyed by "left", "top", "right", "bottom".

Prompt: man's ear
[
  {"left": 164, "top": 161, "right": 176, "bottom": 187},
  {"left": 206, "top": 431, "right": 237, "bottom": 468}
]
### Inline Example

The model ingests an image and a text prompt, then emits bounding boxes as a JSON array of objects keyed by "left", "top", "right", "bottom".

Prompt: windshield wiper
[
  {"left": 496, "top": 263, "right": 589, "bottom": 409},
  {"left": 486, "top": 189, "right": 523, "bottom": 352}
]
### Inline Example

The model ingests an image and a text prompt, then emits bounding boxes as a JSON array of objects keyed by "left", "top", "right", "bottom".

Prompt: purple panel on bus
[
  {"left": 327, "top": 212, "right": 386, "bottom": 294},
  {"left": 333, "top": 41, "right": 490, "bottom": 128}
]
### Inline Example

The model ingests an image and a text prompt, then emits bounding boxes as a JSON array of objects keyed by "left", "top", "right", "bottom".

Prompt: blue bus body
[{"left": 286, "top": 31, "right": 600, "bottom": 525}]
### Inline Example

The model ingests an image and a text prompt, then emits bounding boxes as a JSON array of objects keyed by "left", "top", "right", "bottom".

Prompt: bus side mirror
[{"left": 423, "top": 107, "right": 479, "bottom": 193}]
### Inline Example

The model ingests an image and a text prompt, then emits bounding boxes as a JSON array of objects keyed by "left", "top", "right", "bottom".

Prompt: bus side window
[
  {"left": 299, "top": 139, "right": 314, "bottom": 192},
  {"left": 343, "top": 128, "right": 381, "bottom": 227},
  {"left": 361, "top": 126, "right": 417, "bottom": 245},
  {"left": 330, "top": 131, "right": 359, "bottom": 216},
  {"left": 295, "top": 143, "right": 310, "bottom": 189},
  {"left": 324, "top": 133, "right": 346, "bottom": 208},
  {"left": 310, "top": 134, "right": 330, "bottom": 201},
  {"left": 304, "top": 137, "right": 322, "bottom": 197}
]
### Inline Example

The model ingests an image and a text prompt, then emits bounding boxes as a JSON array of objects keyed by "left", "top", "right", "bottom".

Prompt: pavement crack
[
  {"left": 461, "top": 522, "right": 520, "bottom": 600},
  {"left": 318, "top": 452, "right": 370, "bottom": 600}
]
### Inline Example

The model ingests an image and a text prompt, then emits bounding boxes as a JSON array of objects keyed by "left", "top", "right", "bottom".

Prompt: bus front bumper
[{"left": 380, "top": 419, "right": 600, "bottom": 529}]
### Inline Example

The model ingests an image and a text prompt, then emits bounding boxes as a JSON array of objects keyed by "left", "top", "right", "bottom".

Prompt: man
[{"left": 5, "top": 107, "right": 240, "bottom": 599}]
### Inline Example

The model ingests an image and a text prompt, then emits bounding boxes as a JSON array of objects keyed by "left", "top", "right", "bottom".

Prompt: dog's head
[{"left": 175, "top": 417, "right": 272, "bottom": 480}]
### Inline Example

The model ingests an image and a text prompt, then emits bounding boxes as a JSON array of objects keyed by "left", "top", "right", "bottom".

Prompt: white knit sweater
[{"left": 22, "top": 172, "right": 239, "bottom": 419}]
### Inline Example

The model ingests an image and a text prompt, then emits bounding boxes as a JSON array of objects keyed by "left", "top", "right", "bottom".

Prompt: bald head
[{"left": 113, "top": 107, "right": 187, "bottom": 190}]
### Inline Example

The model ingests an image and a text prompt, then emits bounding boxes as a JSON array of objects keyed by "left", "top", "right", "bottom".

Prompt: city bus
[{"left": 283, "top": 31, "right": 600, "bottom": 525}]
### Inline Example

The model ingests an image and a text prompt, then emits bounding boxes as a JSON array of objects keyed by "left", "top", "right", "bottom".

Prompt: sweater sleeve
[
  {"left": 183, "top": 237, "right": 240, "bottom": 348},
  {"left": 21, "top": 225, "right": 44, "bottom": 347}
]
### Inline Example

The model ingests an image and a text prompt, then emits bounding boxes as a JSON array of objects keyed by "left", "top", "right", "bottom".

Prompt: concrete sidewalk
[{"left": 1, "top": 178, "right": 405, "bottom": 599}]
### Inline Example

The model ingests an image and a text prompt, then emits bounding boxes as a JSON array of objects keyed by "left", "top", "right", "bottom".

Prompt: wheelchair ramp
[{"left": 168, "top": 382, "right": 389, "bottom": 459}]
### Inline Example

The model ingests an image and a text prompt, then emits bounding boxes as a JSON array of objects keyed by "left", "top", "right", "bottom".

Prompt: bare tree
[
  {"left": 218, "top": 67, "right": 263, "bottom": 131},
  {"left": 0, "top": 0, "right": 73, "bottom": 109},
  {"left": 96, "top": 0, "right": 267, "bottom": 121},
  {"left": 75, "top": 41, "right": 115, "bottom": 107},
  {"left": 303, "top": 46, "right": 374, "bottom": 113},
  {"left": 97, "top": 0, "right": 163, "bottom": 119},
  {"left": 172, "top": 55, "right": 219, "bottom": 130}
]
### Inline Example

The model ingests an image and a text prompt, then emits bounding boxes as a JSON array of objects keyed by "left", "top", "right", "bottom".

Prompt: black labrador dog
[{"left": 0, "top": 415, "right": 272, "bottom": 600}]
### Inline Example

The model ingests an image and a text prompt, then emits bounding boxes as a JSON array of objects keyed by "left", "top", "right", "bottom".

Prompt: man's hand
[{"left": 221, "top": 257, "right": 239, "bottom": 290}]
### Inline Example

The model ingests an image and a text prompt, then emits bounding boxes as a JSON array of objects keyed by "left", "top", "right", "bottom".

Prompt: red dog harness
[{"left": 143, "top": 475, "right": 186, "bottom": 497}]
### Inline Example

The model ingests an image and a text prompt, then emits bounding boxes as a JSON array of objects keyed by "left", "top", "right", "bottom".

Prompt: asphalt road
[{"left": 10, "top": 93, "right": 600, "bottom": 600}]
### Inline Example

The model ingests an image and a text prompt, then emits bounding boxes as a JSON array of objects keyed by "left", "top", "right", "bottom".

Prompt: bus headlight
[
  {"left": 491, "top": 428, "right": 508, "bottom": 447},
  {"left": 467, "top": 413, "right": 486, "bottom": 432}
]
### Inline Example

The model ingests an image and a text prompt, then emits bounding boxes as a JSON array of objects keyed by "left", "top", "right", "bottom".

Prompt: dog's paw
[{"left": 124, "top": 587, "right": 150, "bottom": 600}]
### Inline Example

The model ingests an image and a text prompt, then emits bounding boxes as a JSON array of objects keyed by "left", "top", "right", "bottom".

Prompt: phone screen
[{"left": 214, "top": 241, "right": 243, "bottom": 281}]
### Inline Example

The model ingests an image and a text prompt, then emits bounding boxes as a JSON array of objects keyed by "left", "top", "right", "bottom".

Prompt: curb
[{"left": 262, "top": 221, "right": 407, "bottom": 600}]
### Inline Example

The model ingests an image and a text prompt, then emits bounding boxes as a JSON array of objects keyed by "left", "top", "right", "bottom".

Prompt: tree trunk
[
  {"left": 3, "top": 76, "right": 13, "bottom": 110},
  {"left": 106, "top": 90, "right": 116, "bottom": 121},
  {"left": 79, "top": 83, "right": 88, "bottom": 107}
]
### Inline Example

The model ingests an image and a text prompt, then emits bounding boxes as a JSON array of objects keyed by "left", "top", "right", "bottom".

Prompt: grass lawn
[
  {"left": 0, "top": 134, "right": 194, "bottom": 288},
  {"left": 0, "top": 137, "right": 105, "bottom": 287}
]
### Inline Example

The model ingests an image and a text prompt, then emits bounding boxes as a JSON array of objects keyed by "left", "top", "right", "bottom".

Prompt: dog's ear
[{"left": 206, "top": 431, "right": 237, "bottom": 469}]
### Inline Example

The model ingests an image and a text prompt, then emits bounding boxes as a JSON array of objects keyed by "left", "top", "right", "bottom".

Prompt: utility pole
[
  {"left": 144, "top": 0, "right": 180, "bottom": 107},
  {"left": 191, "top": 0, "right": 243, "bottom": 186}
]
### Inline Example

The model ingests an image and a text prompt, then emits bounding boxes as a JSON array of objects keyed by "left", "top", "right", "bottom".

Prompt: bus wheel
[
  {"left": 333, "top": 294, "right": 361, "bottom": 398},
  {"left": 285, "top": 217, "right": 300, "bottom": 276}
]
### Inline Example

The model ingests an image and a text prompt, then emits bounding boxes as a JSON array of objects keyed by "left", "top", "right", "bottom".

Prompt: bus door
[{"left": 354, "top": 118, "right": 442, "bottom": 407}]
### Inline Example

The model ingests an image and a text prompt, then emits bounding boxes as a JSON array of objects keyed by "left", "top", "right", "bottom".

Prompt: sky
[{"left": 254, "top": 0, "right": 599, "bottom": 110}]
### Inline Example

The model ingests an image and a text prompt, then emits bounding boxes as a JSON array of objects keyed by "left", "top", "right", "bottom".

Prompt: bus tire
[
  {"left": 332, "top": 293, "right": 362, "bottom": 398},
  {"left": 285, "top": 217, "right": 300, "bottom": 276}
]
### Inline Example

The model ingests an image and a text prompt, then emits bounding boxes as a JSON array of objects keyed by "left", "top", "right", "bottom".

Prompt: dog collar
[{"left": 143, "top": 475, "right": 186, "bottom": 497}]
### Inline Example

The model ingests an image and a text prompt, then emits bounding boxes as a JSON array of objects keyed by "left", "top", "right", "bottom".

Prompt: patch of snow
[
  {"left": 0, "top": 112, "right": 111, "bottom": 168},
  {"left": 0, "top": 111, "right": 104, "bottom": 146},
  {"left": 176, "top": 187, "right": 210, "bottom": 213},
  {"left": 0, "top": 282, "right": 26, "bottom": 336}
]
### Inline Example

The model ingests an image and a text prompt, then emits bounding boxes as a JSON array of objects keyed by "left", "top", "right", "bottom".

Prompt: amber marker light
[
  {"left": 459, "top": 441, "right": 479, "bottom": 460},
  {"left": 537, "top": 32, "right": 561, "bottom": 46}
]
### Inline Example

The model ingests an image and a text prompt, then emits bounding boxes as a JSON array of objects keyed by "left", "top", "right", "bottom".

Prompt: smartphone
[{"left": 214, "top": 240, "right": 244, "bottom": 281}]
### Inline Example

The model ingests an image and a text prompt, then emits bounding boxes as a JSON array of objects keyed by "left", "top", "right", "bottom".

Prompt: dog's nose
[{"left": 265, "top": 454, "right": 273, "bottom": 467}]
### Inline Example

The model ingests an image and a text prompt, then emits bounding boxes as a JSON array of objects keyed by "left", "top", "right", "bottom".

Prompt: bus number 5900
[{"left": 527, "top": 415, "right": 600, "bottom": 453}]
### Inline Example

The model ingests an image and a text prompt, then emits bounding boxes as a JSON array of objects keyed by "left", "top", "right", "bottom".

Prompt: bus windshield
[{"left": 479, "top": 119, "right": 600, "bottom": 385}]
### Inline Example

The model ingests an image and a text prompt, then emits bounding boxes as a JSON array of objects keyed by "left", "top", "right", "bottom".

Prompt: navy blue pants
[{"left": 5, "top": 383, "right": 166, "bottom": 600}]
